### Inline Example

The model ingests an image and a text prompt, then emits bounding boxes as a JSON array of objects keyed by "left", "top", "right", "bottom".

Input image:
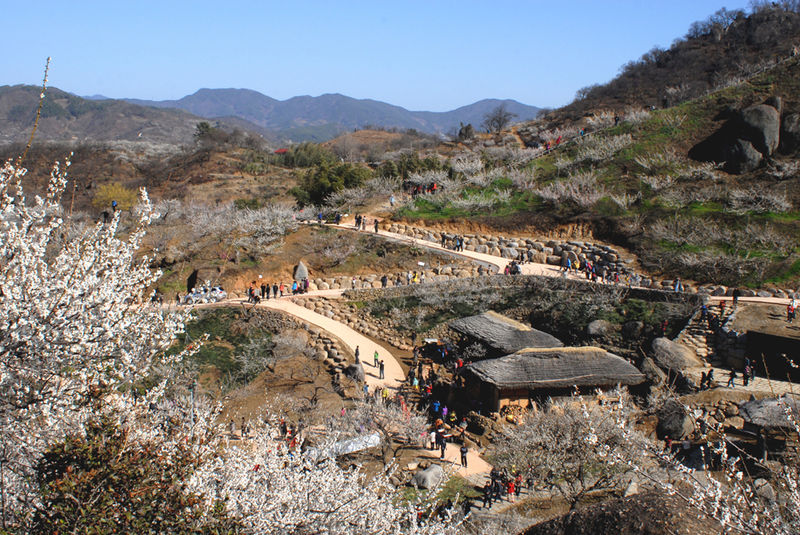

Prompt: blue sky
[{"left": 4, "top": 1, "right": 748, "bottom": 111}]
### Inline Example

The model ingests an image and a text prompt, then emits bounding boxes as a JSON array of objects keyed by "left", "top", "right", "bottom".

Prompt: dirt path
[
  {"left": 259, "top": 297, "right": 405, "bottom": 391},
  {"left": 332, "top": 223, "right": 587, "bottom": 281},
  {"left": 418, "top": 442, "right": 493, "bottom": 478},
  {"left": 331, "top": 221, "right": 795, "bottom": 306}
]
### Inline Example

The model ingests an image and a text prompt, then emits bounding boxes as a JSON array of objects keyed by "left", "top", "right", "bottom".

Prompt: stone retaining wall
[
  {"left": 387, "top": 223, "right": 634, "bottom": 276},
  {"left": 387, "top": 222, "right": 800, "bottom": 299},
  {"left": 714, "top": 312, "right": 748, "bottom": 369}
]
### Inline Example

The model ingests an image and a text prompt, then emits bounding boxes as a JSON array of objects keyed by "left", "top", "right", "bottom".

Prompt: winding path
[
  {"left": 260, "top": 296, "right": 404, "bottom": 391},
  {"left": 330, "top": 220, "right": 796, "bottom": 306}
]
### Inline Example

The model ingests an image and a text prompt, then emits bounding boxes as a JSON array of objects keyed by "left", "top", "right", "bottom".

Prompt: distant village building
[
  {"left": 449, "top": 311, "right": 563, "bottom": 359},
  {"left": 462, "top": 346, "right": 645, "bottom": 412}
]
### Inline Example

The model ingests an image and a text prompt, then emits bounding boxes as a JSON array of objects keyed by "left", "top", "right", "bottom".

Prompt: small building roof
[
  {"left": 449, "top": 311, "right": 563, "bottom": 354},
  {"left": 739, "top": 395, "right": 800, "bottom": 430},
  {"left": 464, "top": 346, "right": 645, "bottom": 390}
]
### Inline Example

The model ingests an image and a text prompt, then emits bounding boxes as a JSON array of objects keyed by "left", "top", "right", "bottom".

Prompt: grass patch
[{"left": 169, "top": 308, "right": 249, "bottom": 375}]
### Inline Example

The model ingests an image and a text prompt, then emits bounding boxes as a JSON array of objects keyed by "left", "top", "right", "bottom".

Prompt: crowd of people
[
  {"left": 403, "top": 181, "right": 439, "bottom": 197},
  {"left": 482, "top": 468, "right": 525, "bottom": 507},
  {"left": 247, "top": 278, "right": 311, "bottom": 304},
  {"left": 440, "top": 234, "right": 465, "bottom": 251},
  {"left": 353, "top": 214, "right": 380, "bottom": 233}
]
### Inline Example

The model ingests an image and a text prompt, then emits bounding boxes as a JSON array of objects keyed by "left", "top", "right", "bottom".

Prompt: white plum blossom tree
[
  {"left": 192, "top": 420, "right": 456, "bottom": 535},
  {"left": 0, "top": 156, "right": 192, "bottom": 519},
  {"left": 0, "top": 154, "right": 456, "bottom": 533}
]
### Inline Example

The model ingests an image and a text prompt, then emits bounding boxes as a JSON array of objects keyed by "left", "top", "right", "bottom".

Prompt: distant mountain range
[
  {"left": 0, "top": 84, "right": 540, "bottom": 145},
  {"left": 121, "top": 89, "right": 541, "bottom": 142}
]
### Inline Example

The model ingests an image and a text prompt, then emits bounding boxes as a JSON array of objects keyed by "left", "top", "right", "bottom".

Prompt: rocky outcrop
[
  {"left": 586, "top": 319, "right": 613, "bottom": 338},
  {"left": 343, "top": 362, "right": 365, "bottom": 382},
  {"left": 726, "top": 138, "right": 762, "bottom": 173},
  {"left": 780, "top": 113, "right": 800, "bottom": 153},
  {"left": 740, "top": 104, "right": 780, "bottom": 157},
  {"left": 656, "top": 399, "right": 695, "bottom": 439},
  {"left": 651, "top": 337, "right": 705, "bottom": 371},
  {"left": 689, "top": 98, "right": 787, "bottom": 174},
  {"left": 640, "top": 357, "right": 667, "bottom": 385},
  {"left": 411, "top": 464, "right": 443, "bottom": 489}
]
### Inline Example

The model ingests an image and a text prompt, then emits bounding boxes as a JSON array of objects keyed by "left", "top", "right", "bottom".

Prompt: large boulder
[
  {"left": 726, "top": 138, "right": 762, "bottom": 174},
  {"left": 586, "top": 319, "right": 613, "bottom": 338},
  {"left": 740, "top": 104, "right": 780, "bottom": 157},
  {"left": 652, "top": 338, "right": 704, "bottom": 371},
  {"left": 640, "top": 357, "right": 667, "bottom": 385},
  {"left": 343, "top": 362, "right": 365, "bottom": 383},
  {"left": 780, "top": 113, "right": 800, "bottom": 154},
  {"left": 621, "top": 321, "right": 644, "bottom": 340},
  {"left": 412, "top": 464, "right": 443, "bottom": 489},
  {"left": 530, "top": 252, "right": 547, "bottom": 264},
  {"left": 656, "top": 399, "right": 695, "bottom": 440}
]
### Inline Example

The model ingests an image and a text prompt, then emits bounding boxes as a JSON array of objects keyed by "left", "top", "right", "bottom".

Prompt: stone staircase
[
  {"left": 676, "top": 306, "right": 799, "bottom": 396},
  {"left": 675, "top": 305, "right": 730, "bottom": 367}
]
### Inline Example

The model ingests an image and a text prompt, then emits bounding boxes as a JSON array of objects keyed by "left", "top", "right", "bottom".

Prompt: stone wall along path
[{"left": 261, "top": 297, "right": 405, "bottom": 391}]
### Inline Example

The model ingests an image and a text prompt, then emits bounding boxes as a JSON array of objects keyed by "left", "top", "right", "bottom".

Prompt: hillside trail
[
  {"left": 259, "top": 297, "right": 405, "bottom": 391},
  {"left": 417, "top": 442, "right": 492, "bottom": 478},
  {"left": 330, "top": 220, "right": 586, "bottom": 282},
  {"left": 195, "top": 296, "right": 493, "bottom": 477},
  {"left": 330, "top": 219, "right": 794, "bottom": 307}
]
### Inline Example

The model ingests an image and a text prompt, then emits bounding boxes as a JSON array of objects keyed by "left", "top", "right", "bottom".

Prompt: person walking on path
[
  {"left": 379, "top": 360, "right": 385, "bottom": 379},
  {"left": 460, "top": 444, "right": 468, "bottom": 467},
  {"left": 727, "top": 369, "right": 737, "bottom": 387},
  {"left": 374, "top": 219, "right": 379, "bottom": 233},
  {"left": 374, "top": 350, "right": 380, "bottom": 368},
  {"left": 354, "top": 345, "right": 360, "bottom": 363}
]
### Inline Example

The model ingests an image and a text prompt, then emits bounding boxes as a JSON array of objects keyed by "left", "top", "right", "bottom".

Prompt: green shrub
[
  {"left": 31, "top": 417, "right": 240, "bottom": 533},
  {"left": 292, "top": 163, "right": 372, "bottom": 206}
]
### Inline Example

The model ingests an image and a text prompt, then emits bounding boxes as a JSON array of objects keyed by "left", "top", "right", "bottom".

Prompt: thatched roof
[
  {"left": 739, "top": 395, "right": 800, "bottom": 429},
  {"left": 449, "top": 311, "right": 563, "bottom": 354},
  {"left": 464, "top": 346, "right": 645, "bottom": 390}
]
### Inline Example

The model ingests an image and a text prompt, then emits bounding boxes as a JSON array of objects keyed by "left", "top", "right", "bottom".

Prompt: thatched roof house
[
  {"left": 449, "top": 311, "right": 562, "bottom": 358},
  {"left": 462, "top": 346, "right": 645, "bottom": 411}
]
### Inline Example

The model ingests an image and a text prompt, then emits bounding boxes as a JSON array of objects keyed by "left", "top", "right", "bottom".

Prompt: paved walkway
[
  {"left": 258, "top": 297, "right": 405, "bottom": 391},
  {"left": 331, "top": 220, "right": 795, "bottom": 307},
  {"left": 417, "top": 441, "right": 493, "bottom": 478},
  {"left": 332, "top": 222, "right": 586, "bottom": 282}
]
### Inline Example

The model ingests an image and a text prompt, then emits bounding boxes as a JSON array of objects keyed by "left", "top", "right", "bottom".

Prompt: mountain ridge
[{"left": 118, "top": 89, "right": 541, "bottom": 141}]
